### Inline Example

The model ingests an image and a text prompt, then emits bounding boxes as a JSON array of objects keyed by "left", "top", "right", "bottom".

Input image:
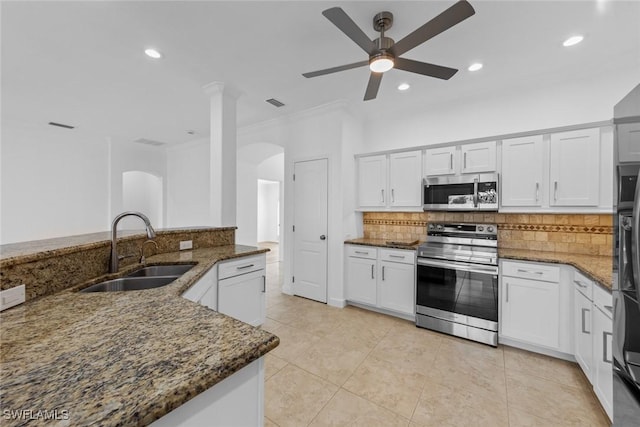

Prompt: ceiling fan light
[
  {"left": 563, "top": 35, "right": 584, "bottom": 47},
  {"left": 369, "top": 54, "right": 394, "bottom": 73}
]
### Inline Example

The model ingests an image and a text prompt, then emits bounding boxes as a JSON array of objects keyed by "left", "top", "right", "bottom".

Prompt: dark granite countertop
[{"left": 0, "top": 245, "right": 279, "bottom": 426}]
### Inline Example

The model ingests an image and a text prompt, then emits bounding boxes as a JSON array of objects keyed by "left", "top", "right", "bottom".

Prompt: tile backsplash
[{"left": 363, "top": 212, "right": 613, "bottom": 256}]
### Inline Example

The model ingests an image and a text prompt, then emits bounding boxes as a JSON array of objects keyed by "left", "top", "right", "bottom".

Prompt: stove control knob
[
  {"left": 428, "top": 224, "right": 435, "bottom": 230},
  {"left": 478, "top": 226, "right": 484, "bottom": 232},
  {"left": 487, "top": 226, "right": 495, "bottom": 233},
  {"left": 437, "top": 224, "right": 444, "bottom": 231}
]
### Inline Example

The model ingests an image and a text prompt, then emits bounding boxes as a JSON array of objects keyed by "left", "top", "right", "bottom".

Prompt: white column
[{"left": 203, "top": 82, "right": 240, "bottom": 227}]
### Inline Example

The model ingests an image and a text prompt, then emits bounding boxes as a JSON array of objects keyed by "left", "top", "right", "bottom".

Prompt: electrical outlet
[
  {"left": 0, "top": 284, "right": 26, "bottom": 311},
  {"left": 179, "top": 240, "right": 193, "bottom": 250}
]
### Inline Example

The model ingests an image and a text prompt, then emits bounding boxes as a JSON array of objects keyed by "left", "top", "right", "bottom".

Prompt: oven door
[{"left": 416, "top": 258, "right": 499, "bottom": 331}]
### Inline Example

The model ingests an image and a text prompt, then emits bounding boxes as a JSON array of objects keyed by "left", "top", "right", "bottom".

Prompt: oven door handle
[{"left": 417, "top": 258, "right": 498, "bottom": 275}]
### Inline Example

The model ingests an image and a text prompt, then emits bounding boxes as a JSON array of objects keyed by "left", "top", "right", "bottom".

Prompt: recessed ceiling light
[
  {"left": 563, "top": 35, "right": 584, "bottom": 47},
  {"left": 397, "top": 83, "right": 410, "bottom": 91},
  {"left": 468, "top": 63, "right": 483, "bottom": 72},
  {"left": 144, "top": 48, "right": 163, "bottom": 59}
]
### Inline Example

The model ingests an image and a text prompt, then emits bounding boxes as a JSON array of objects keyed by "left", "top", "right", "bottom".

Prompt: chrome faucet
[{"left": 110, "top": 211, "right": 156, "bottom": 273}]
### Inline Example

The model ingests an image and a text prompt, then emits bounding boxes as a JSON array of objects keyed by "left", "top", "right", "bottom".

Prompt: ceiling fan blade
[
  {"left": 322, "top": 7, "right": 376, "bottom": 55},
  {"left": 302, "top": 60, "right": 369, "bottom": 78},
  {"left": 364, "top": 72, "right": 383, "bottom": 101},
  {"left": 391, "top": 0, "right": 475, "bottom": 57},
  {"left": 394, "top": 58, "right": 458, "bottom": 80}
]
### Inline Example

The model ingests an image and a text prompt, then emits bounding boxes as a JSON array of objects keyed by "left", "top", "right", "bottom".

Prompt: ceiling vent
[
  {"left": 133, "top": 138, "right": 167, "bottom": 147},
  {"left": 48, "top": 121, "right": 75, "bottom": 129},
  {"left": 266, "top": 98, "right": 285, "bottom": 108}
]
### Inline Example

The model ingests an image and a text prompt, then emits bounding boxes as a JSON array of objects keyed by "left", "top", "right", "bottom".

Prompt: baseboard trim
[
  {"left": 346, "top": 301, "right": 416, "bottom": 322},
  {"left": 499, "top": 336, "right": 575, "bottom": 362},
  {"left": 328, "top": 298, "right": 346, "bottom": 308}
]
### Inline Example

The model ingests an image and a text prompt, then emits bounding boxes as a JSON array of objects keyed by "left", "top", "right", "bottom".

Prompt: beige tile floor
[{"left": 257, "top": 242, "right": 610, "bottom": 427}]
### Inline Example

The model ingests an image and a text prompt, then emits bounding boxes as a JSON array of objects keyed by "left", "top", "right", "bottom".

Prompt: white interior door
[{"left": 293, "top": 159, "right": 328, "bottom": 303}]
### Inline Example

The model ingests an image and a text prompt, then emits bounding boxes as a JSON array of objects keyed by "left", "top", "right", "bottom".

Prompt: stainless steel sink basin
[
  {"left": 126, "top": 264, "right": 195, "bottom": 278},
  {"left": 80, "top": 276, "right": 177, "bottom": 293}
]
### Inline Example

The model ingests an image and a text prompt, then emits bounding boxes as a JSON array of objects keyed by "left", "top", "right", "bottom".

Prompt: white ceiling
[{"left": 2, "top": 1, "right": 639, "bottom": 145}]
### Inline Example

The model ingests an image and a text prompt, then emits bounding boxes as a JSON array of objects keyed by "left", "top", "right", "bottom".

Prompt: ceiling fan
[{"left": 302, "top": 1, "right": 476, "bottom": 101}]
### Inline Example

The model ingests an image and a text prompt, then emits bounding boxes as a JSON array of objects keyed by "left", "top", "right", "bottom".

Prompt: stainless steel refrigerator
[{"left": 613, "top": 83, "right": 640, "bottom": 426}]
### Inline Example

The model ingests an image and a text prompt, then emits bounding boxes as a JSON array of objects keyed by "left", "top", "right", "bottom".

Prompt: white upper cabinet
[
  {"left": 358, "top": 155, "right": 387, "bottom": 208},
  {"left": 618, "top": 122, "right": 640, "bottom": 162},
  {"left": 501, "top": 135, "right": 545, "bottom": 207},
  {"left": 424, "top": 146, "right": 456, "bottom": 175},
  {"left": 461, "top": 141, "right": 497, "bottom": 174},
  {"left": 549, "top": 128, "right": 600, "bottom": 206},
  {"left": 389, "top": 151, "right": 422, "bottom": 207},
  {"left": 357, "top": 151, "right": 421, "bottom": 210}
]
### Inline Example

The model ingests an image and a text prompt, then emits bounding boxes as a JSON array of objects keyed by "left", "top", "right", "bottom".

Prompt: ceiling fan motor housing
[{"left": 373, "top": 11, "right": 393, "bottom": 32}]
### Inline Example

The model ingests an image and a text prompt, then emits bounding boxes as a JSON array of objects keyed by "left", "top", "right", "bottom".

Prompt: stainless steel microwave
[{"left": 423, "top": 173, "right": 499, "bottom": 211}]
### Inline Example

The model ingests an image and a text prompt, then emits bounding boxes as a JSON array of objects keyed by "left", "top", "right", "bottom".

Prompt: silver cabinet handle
[
  {"left": 554, "top": 181, "right": 558, "bottom": 201},
  {"left": 371, "top": 264, "right": 374, "bottom": 279},
  {"left": 389, "top": 254, "right": 405, "bottom": 259},
  {"left": 382, "top": 266, "right": 385, "bottom": 281},
  {"left": 237, "top": 264, "right": 254, "bottom": 270},
  {"left": 505, "top": 282, "right": 509, "bottom": 303},
  {"left": 262, "top": 275, "right": 266, "bottom": 293},
  {"left": 391, "top": 189, "right": 395, "bottom": 203},
  {"left": 355, "top": 251, "right": 369, "bottom": 255},
  {"left": 535, "top": 182, "right": 539, "bottom": 202},
  {"left": 463, "top": 152, "right": 467, "bottom": 169},
  {"left": 450, "top": 153, "right": 453, "bottom": 170},
  {"left": 574, "top": 280, "right": 588, "bottom": 289},
  {"left": 603, "top": 331, "right": 612, "bottom": 364},
  {"left": 381, "top": 189, "right": 385, "bottom": 203},
  {"left": 517, "top": 268, "right": 544, "bottom": 275},
  {"left": 581, "top": 308, "right": 590, "bottom": 334}
]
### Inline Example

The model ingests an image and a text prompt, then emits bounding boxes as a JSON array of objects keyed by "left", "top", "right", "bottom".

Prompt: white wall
[
  {"left": 257, "top": 153, "right": 284, "bottom": 182},
  {"left": 362, "top": 72, "right": 639, "bottom": 153},
  {"left": 165, "top": 138, "right": 211, "bottom": 227},
  {"left": 236, "top": 158, "right": 258, "bottom": 245},
  {"left": 0, "top": 124, "right": 110, "bottom": 244},
  {"left": 122, "top": 171, "right": 163, "bottom": 230},
  {"left": 257, "top": 180, "right": 279, "bottom": 242}
]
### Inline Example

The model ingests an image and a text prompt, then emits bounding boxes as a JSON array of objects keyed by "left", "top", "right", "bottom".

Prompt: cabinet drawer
[
  {"left": 347, "top": 245, "right": 377, "bottom": 260},
  {"left": 593, "top": 284, "right": 613, "bottom": 318},
  {"left": 502, "top": 260, "right": 560, "bottom": 283},
  {"left": 218, "top": 254, "right": 266, "bottom": 280},
  {"left": 573, "top": 269, "right": 593, "bottom": 301},
  {"left": 379, "top": 248, "right": 415, "bottom": 265}
]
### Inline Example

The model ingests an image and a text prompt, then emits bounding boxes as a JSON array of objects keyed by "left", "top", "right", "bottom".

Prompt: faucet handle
[{"left": 140, "top": 239, "right": 159, "bottom": 265}]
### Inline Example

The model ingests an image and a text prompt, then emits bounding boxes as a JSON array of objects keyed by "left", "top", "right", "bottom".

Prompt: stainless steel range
[{"left": 416, "top": 222, "right": 499, "bottom": 346}]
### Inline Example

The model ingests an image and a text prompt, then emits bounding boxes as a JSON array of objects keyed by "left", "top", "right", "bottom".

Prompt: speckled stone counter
[
  {"left": 344, "top": 237, "right": 420, "bottom": 250},
  {"left": 499, "top": 248, "right": 613, "bottom": 290},
  {"left": 0, "top": 245, "right": 279, "bottom": 427}
]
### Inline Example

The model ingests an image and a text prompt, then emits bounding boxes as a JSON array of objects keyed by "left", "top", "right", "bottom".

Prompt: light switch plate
[
  {"left": 0, "top": 284, "right": 26, "bottom": 311},
  {"left": 179, "top": 240, "right": 193, "bottom": 250}
]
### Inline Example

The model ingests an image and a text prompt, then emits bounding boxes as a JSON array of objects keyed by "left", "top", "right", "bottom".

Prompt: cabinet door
[
  {"left": 425, "top": 146, "right": 456, "bottom": 176},
  {"left": 358, "top": 155, "right": 387, "bottom": 207},
  {"left": 199, "top": 282, "right": 218, "bottom": 310},
  {"left": 573, "top": 288, "right": 593, "bottom": 382},
  {"left": 346, "top": 256, "right": 377, "bottom": 305},
  {"left": 501, "top": 276, "right": 560, "bottom": 349},
  {"left": 378, "top": 261, "right": 415, "bottom": 316},
  {"left": 218, "top": 270, "right": 266, "bottom": 327},
  {"left": 461, "top": 141, "right": 496, "bottom": 174},
  {"left": 618, "top": 122, "right": 640, "bottom": 163},
  {"left": 549, "top": 128, "right": 600, "bottom": 206},
  {"left": 389, "top": 150, "right": 422, "bottom": 207},
  {"left": 501, "top": 135, "right": 544, "bottom": 206},
  {"left": 593, "top": 305, "right": 613, "bottom": 420}
]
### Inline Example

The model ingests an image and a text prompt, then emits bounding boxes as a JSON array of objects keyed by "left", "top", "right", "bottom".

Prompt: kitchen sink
[
  {"left": 81, "top": 276, "right": 178, "bottom": 293},
  {"left": 126, "top": 264, "right": 195, "bottom": 278}
]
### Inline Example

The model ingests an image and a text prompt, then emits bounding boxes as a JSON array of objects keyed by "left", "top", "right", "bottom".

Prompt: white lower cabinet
[
  {"left": 182, "top": 253, "right": 266, "bottom": 327},
  {"left": 573, "top": 284, "right": 593, "bottom": 382},
  {"left": 592, "top": 285, "right": 613, "bottom": 421},
  {"left": 345, "top": 245, "right": 415, "bottom": 319}
]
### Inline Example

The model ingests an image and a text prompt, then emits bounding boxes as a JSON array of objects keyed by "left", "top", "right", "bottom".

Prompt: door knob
[{"left": 320, "top": 235, "right": 326, "bottom": 240}]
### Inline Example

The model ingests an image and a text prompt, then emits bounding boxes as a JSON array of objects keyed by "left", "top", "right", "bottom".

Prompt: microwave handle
[{"left": 473, "top": 177, "right": 479, "bottom": 208}]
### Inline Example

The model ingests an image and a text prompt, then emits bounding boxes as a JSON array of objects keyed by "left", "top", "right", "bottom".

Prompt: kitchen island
[{"left": 0, "top": 241, "right": 279, "bottom": 426}]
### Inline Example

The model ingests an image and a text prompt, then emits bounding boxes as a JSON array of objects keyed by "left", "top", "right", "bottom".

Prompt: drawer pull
[
  {"left": 505, "top": 282, "right": 509, "bottom": 303},
  {"left": 517, "top": 269, "right": 544, "bottom": 275},
  {"left": 355, "top": 251, "right": 369, "bottom": 255},
  {"left": 262, "top": 275, "right": 266, "bottom": 293},
  {"left": 382, "top": 266, "right": 385, "bottom": 281},
  {"left": 581, "top": 308, "right": 590, "bottom": 334},
  {"left": 604, "top": 305, "right": 613, "bottom": 314},
  {"left": 389, "top": 254, "right": 405, "bottom": 259},
  {"left": 574, "top": 280, "right": 588, "bottom": 289},
  {"left": 603, "top": 331, "right": 612, "bottom": 364},
  {"left": 236, "top": 264, "right": 255, "bottom": 270}
]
